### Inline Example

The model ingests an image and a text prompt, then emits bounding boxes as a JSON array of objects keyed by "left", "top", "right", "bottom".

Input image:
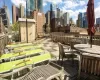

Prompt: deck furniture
[
  {"left": 58, "top": 42, "right": 77, "bottom": 66},
  {"left": 17, "top": 62, "right": 64, "bottom": 80},
  {"left": 74, "top": 44, "right": 100, "bottom": 79},
  {"left": 14, "top": 44, "right": 42, "bottom": 51},
  {"left": 6, "top": 43, "right": 33, "bottom": 48},
  {"left": 0, "top": 53, "right": 52, "bottom": 78},
  {"left": 0, "top": 49, "right": 43, "bottom": 63}
]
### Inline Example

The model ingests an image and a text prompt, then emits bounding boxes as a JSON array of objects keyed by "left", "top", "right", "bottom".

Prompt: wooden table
[{"left": 74, "top": 44, "right": 100, "bottom": 79}]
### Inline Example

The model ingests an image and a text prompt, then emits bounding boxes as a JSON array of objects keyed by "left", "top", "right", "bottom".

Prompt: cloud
[
  {"left": 11, "top": 0, "right": 26, "bottom": 8},
  {"left": 95, "top": 5, "right": 100, "bottom": 18},
  {"left": 61, "top": 6, "right": 87, "bottom": 23},
  {"left": 43, "top": 2, "right": 47, "bottom": 6},
  {"left": 43, "top": 0, "right": 62, "bottom": 4},
  {"left": 62, "top": 0, "right": 87, "bottom": 9}
]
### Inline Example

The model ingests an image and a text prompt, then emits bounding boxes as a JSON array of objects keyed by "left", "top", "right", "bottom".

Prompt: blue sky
[{"left": 0, "top": 0, "right": 100, "bottom": 24}]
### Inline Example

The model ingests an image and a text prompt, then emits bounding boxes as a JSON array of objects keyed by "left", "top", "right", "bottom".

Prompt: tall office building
[
  {"left": 32, "top": 11, "right": 45, "bottom": 36},
  {"left": 77, "top": 12, "right": 88, "bottom": 28},
  {"left": 57, "top": 8, "right": 60, "bottom": 18},
  {"left": 83, "top": 12, "right": 88, "bottom": 28},
  {"left": 12, "top": 5, "right": 20, "bottom": 24},
  {"left": 63, "top": 12, "right": 70, "bottom": 26},
  {"left": 78, "top": 12, "right": 84, "bottom": 28},
  {"left": 96, "top": 18, "right": 100, "bottom": 25},
  {"left": 16, "top": 7, "right": 20, "bottom": 20},
  {"left": 37, "top": 0, "right": 43, "bottom": 12},
  {"left": 96, "top": 18, "right": 100, "bottom": 32},
  {"left": 26, "top": 0, "right": 43, "bottom": 17},
  {"left": 12, "top": 5, "right": 16, "bottom": 24},
  {"left": 26, "top": 0, "right": 30, "bottom": 17},
  {"left": 50, "top": 3, "right": 57, "bottom": 19},
  {"left": 45, "top": 11, "right": 50, "bottom": 25},
  {"left": 0, "top": 6, "right": 10, "bottom": 27},
  {"left": 20, "top": 4, "right": 24, "bottom": 18},
  {"left": 30, "top": 0, "right": 35, "bottom": 11}
]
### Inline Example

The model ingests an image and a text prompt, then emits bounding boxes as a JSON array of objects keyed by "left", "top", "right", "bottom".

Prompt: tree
[{"left": 12, "top": 22, "right": 19, "bottom": 32}]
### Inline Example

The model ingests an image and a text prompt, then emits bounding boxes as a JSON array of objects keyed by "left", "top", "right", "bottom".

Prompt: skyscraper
[
  {"left": 63, "top": 12, "right": 70, "bottom": 26},
  {"left": 0, "top": 6, "right": 10, "bottom": 27},
  {"left": 83, "top": 12, "right": 88, "bottom": 28},
  {"left": 26, "top": 0, "right": 43, "bottom": 17},
  {"left": 77, "top": 12, "right": 88, "bottom": 28},
  {"left": 30, "top": 0, "right": 35, "bottom": 11},
  {"left": 12, "top": 5, "right": 20, "bottom": 24},
  {"left": 78, "top": 12, "right": 84, "bottom": 28},
  {"left": 96, "top": 18, "right": 100, "bottom": 25},
  {"left": 45, "top": 11, "right": 50, "bottom": 25},
  {"left": 12, "top": 5, "right": 16, "bottom": 24},
  {"left": 37, "top": 0, "right": 43, "bottom": 12},
  {"left": 26, "top": 0, "right": 30, "bottom": 17},
  {"left": 20, "top": 4, "right": 24, "bottom": 18}
]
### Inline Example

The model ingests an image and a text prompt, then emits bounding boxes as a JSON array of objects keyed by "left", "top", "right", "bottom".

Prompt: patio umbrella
[{"left": 87, "top": 0, "right": 95, "bottom": 48}]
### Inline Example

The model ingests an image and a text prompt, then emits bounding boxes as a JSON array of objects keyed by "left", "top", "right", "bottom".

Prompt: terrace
[{"left": 0, "top": 32, "right": 100, "bottom": 80}]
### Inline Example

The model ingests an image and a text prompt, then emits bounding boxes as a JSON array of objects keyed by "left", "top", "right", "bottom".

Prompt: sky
[{"left": 0, "top": 0, "right": 100, "bottom": 24}]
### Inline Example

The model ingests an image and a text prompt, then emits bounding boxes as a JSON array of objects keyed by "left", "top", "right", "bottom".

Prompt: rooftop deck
[{"left": 0, "top": 34, "right": 100, "bottom": 80}]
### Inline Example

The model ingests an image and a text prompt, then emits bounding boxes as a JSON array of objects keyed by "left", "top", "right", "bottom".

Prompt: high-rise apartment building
[
  {"left": 83, "top": 12, "right": 88, "bottom": 28},
  {"left": 57, "top": 8, "right": 60, "bottom": 18},
  {"left": 37, "top": 0, "right": 43, "bottom": 12},
  {"left": 32, "top": 11, "right": 45, "bottom": 37},
  {"left": 77, "top": 12, "right": 88, "bottom": 28},
  {"left": 63, "top": 12, "right": 70, "bottom": 26},
  {"left": 96, "top": 18, "right": 100, "bottom": 32},
  {"left": 78, "top": 12, "right": 84, "bottom": 28},
  {"left": 20, "top": 4, "right": 24, "bottom": 18},
  {"left": 0, "top": 6, "right": 10, "bottom": 27},
  {"left": 26, "top": 0, "right": 30, "bottom": 17},
  {"left": 96, "top": 18, "right": 100, "bottom": 25},
  {"left": 45, "top": 11, "right": 50, "bottom": 25},
  {"left": 12, "top": 5, "right": 20, "bottom": 24},
  {"left": 12, "top": 5, "right": 16, "bottom": 24},
  {"left": 26, "top": 0, "right": 43, "bottom": 17},
  {"left": 30, "top": 0, "right": 35, "bottom": 11}
]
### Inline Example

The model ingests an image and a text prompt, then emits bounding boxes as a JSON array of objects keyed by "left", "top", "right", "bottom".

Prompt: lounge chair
[
  {"left": 6, "top": 43, "right": 33, "bottom": 48},
  {"left": 14, "top": 44, "right": 43, "bottom": 51},
  {"left": 0, "top": 49, "right": 43, "bottom": 63},
  {"left": 6, "top": 38, "right": 45, "bottom": 49},
  {"left": 14, "top": 62, "right": 64, "bottom": 80},
  {"left": 0, "top": 53, "right": 52, "bottom": 78}
]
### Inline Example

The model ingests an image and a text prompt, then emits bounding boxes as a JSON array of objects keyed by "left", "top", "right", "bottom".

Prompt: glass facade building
[
  {"left": 83, "top": 12, "right": 88, "bottom": 28},
  {"left": 37, "top": 0, "right": 43, "bottom": 12},
  {"left": 78, "top": 12, "right": 88, "bottom": 28},
  {"left": 96, "top": 18, "right": 100, "bottom": 25},
  {"left": 26, "top": 0, "right": 43, "bottom": 17},
  {"left": 30, "top": 0, "right": 35, "bottom": 11},
  {"left": 79, "top": 12, "right": 84, "bottom": 28},
  {"left": 26, "top": 0, "right": 30, "bottom": 16}
]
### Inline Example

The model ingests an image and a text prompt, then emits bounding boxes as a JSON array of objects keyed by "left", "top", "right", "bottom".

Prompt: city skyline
[{"left": 0, "top": 0, "right": 100, "bottom": 24}]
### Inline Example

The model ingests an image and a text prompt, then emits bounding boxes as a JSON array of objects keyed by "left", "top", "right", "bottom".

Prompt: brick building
[{"left": 32, "top": 11, "right": 46, "bottom": 37}]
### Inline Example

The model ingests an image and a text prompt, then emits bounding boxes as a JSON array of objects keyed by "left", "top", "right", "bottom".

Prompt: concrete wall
[
  {"left": 18, "top": 18, "right": 36, "bottom": 42},
  {"left": 0, "top": 34, "right": 8, "bottom": 54}
]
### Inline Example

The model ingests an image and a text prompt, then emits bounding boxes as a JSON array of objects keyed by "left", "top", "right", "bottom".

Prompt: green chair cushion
[
  {"left": 0, "top": 53, "right": 51, "bottom": 73},
  {"left": 6, "top": 43, "right": 33, "bottom": 48},
  {"left": 0, "top": 49, "right": 43, "bottom": 60}
]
